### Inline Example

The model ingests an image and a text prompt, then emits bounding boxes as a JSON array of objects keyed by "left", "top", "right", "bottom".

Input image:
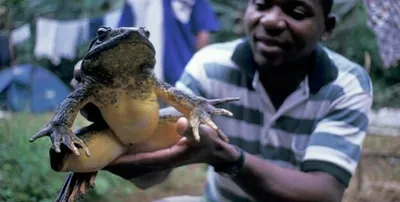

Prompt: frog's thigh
[
  {"left": 126, "top": 109, "right": 184, "bottom": 187},
  {"left": 131, "top": 108, "right": 184, "bottom": 153},
  {"left": 50, "top": 123, "right": 127, "bottom": 173}
]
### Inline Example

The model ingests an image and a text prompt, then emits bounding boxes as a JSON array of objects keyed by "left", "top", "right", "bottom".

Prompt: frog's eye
[
  {"left": 96, "top": 27, "right": 109, "bottom": 40},
  {"left": 144, "top": 30, "right": 150, "bottom": 38}
]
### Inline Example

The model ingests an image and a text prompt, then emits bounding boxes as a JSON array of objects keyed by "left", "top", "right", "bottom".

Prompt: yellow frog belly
[{"left": 99, "top": 93, "right": 160, "bottom": 145}]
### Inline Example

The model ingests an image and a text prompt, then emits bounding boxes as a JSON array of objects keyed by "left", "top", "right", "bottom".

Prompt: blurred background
[{"left": 0, "top": 0, "right": 399, "bottom": 201}]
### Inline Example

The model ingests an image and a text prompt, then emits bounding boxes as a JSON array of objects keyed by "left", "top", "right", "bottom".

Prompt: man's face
[{"left": 244, "top": 0, "right": 332, "bottom": 68}]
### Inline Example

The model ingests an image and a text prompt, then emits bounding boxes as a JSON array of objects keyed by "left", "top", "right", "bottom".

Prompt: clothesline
[{"left": 0, "top": 0, "right": 135, "bottom": 67}]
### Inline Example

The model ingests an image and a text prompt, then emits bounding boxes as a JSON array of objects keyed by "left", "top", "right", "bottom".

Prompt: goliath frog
[{"left": 29, "top": 26, "right": 239, "bottom": 201}]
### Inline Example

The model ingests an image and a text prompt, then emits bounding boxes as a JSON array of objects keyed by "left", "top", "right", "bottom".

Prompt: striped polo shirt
[{"left": 175, "top": 38, "right": 373, "bottom": 202}]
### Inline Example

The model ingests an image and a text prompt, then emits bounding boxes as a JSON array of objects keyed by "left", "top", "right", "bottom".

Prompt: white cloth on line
[
  {"left": 34, "top": 18, "right": 59, "bottom": 65},
  {"left": 11, "top": 24, "right": 31, "bottom": 45}
]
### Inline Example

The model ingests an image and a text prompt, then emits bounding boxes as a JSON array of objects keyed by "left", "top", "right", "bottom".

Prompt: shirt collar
[{"left": 231, "top": 37, "right": 338, "bottom": 94}]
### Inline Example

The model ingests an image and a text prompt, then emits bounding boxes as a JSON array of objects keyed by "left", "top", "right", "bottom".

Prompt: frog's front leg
[
  {"left": 29, "top": 82, "right": 95, "bottom": 156},
  {"left": 154, "top": 79, "right": 239, "bottom": 142}
]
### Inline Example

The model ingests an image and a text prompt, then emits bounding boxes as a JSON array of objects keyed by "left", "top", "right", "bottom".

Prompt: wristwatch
[{"left": 213, "top": 146, "right": 245, "bottom": 178}]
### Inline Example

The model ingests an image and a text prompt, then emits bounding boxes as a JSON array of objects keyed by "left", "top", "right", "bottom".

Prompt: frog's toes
[{"left": 189, "top": 97, "right": 239, "bottom": 142}]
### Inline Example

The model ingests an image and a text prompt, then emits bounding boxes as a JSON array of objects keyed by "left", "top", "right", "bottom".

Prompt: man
[
  {"left": 162, "top": 0, "right": 220, "bottom": 86},
  {"left": 76, "top": 0, "right": 373, "bottom": 201}
]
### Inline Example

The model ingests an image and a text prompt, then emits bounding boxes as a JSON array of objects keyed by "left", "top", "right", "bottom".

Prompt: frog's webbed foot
[
  {"left": 29, "top": 123, "right": 90, "bottom": 157},
  {"left": 189, "top": 97, "right": 239, "bottom": 142},
  {"left": 55, "top": 172, "right": 97, "bottom": 202}
]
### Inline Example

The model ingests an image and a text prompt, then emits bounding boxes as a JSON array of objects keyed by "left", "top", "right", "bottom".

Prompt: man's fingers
[
  {"left": 109, "top": 139, "right": 189, "bottom": 166},
  {"left": 176, "top": 117, "right": 189, "bottom": 135}
]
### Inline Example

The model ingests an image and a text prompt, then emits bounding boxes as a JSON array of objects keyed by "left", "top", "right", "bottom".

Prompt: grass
[{"left": 0, "top": 112, "right": 399, "bottom": 202}]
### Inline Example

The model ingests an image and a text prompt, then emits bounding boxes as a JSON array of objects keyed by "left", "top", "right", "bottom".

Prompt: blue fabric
[
  {"left": 163, "top": 0, "right": 220, "bottom": 85},
  {"left": 118, "top": 1, "right": 136, "bottom": 27},
  {"left": 0, "top": 64, "right": 71, "bottom": 113},
  {"left": 89, "top": 17, "right": 104, "bottom": 39},
  {"left": 89, "top": 2, "right": 135, "bottom": 42},
  {"left": 0, "top": 34, "right": 10, "bottom": 67},
  {"left": 0, "top": 68, "right": 12, "bottom": 92}
]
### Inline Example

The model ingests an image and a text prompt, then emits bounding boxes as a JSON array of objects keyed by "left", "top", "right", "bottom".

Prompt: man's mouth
[{"left": 254, "top": 36, "right": 291, "bottom": 54}]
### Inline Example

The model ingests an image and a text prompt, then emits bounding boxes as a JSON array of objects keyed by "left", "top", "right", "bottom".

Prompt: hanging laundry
[
  {"left": 55, "top": 19, "right": 82, "bottom": 61},
  {"left": 89, "top": 16, "right": 104, "bottom": 39},
  {"left": 34, "top": 3, "right": 136, "bottom": 65},
  {"left": 11, "top": 24, "right": 31, "bottom": 45},
  {"left": 104, "top": 8, "right": 123, "bottom": 28},
  {"left": 34, "top": 17, "right": 88, "bottom": 65},
  {"left": 144, "top": 0, "right": 164, "bottom": 81},
  {"left": 130, "top": 0, "right": 151, "bottom": 27},
  {"left": 77, "top": 19, "right": 89, "bottom": 46},
  {"left": 34, "top": 18, "right": 59, "bottom": 65},
  {"left": 363, "top": 0, "right": 400, "bottom": 68}
]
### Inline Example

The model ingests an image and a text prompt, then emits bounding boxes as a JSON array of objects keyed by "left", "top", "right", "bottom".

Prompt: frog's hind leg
[
  {"left": 50, "top": 123, "right": 126, "bottom": 202},
  {"left": 49, "top": 123, "right": 126, "bottom": 173},
  {"left": 54, "top": 171, "right": 97, "bottom": 202}
]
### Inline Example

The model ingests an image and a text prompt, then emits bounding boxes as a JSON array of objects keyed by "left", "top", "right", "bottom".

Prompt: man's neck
[{"left": 258, "top": 55, "right": 314, "bottom": 110}]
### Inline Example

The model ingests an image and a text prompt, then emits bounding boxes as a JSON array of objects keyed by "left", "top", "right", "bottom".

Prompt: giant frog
[{"left": 29, "top": 26, "right": 239, "bottom": 201}]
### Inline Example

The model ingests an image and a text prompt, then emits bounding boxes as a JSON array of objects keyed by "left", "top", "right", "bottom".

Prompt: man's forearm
[{"left": 228, "top": 150, "right": 344, "bottom": 202}]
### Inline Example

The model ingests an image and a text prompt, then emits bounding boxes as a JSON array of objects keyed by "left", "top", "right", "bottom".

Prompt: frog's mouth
[{"left": 84, "top": 31, "right": 155, "bottom": 60}]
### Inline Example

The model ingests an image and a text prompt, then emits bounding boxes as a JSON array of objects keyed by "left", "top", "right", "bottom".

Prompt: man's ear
[{"left": 322, "top": 14, "right": 336, "bottom": 41}]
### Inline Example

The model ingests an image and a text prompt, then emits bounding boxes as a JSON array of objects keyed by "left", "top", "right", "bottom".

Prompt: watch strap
[{"left": 214, "top": 145, "right": 245, "bottom": 178}]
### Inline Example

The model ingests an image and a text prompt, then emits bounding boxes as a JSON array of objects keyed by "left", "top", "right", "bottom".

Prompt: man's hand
[
  {"left": 105, "top": 117, "right": 240, "bottom": 170},
  {"left": 103, "top": 118, "right": 345, "bottom": 202},
  {"left": 102, "top": 117, "right": 240, "bottom": 186}
]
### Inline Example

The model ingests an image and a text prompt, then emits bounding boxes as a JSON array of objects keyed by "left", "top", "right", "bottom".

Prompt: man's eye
[
  {"left": 253, "top": 0, "right": 272, "bottom": 10},
  {"left": 289, "top": 6, "right": 308, "bottom": 20}
]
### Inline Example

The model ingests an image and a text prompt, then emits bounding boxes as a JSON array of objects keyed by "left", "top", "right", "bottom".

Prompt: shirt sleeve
[
  {"left": 301, "top": 79, "right": 373, "bottom": 187},
  {"left": 190, "top": 0, "right": 220, "bottom": 34}
]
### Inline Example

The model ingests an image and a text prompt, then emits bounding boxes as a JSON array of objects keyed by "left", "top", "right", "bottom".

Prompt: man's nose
[{"left": 259, "top": 6, "right": 287, "bottom": 35}]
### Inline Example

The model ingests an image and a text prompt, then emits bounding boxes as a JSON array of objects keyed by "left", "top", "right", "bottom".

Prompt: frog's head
[
  {"left": 84, "top": 26, "right": 155, "bottom": 60},
  {"left": 81, "top": 26, "right": 156, "bottom": 83}
]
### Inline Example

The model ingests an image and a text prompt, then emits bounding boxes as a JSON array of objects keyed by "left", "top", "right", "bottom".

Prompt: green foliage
[{"left": 0, "top": 113, "right": 135, "bottom": 202}]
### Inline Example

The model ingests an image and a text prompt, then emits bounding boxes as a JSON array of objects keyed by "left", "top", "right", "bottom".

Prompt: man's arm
[
  {"left": 229, "top": 152, "right": 345, "bottom": 202},
  {"left": 224, "top": 85, "right": 373, "bottom": 202},
  {"left": 196, "top": 31, "right": 211, "bottom": 50}
]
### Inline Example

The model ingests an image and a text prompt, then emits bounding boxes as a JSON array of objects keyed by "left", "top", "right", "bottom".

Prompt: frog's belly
[{"left": 99, "top": 96, "right": 159, "bottom": 145}]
